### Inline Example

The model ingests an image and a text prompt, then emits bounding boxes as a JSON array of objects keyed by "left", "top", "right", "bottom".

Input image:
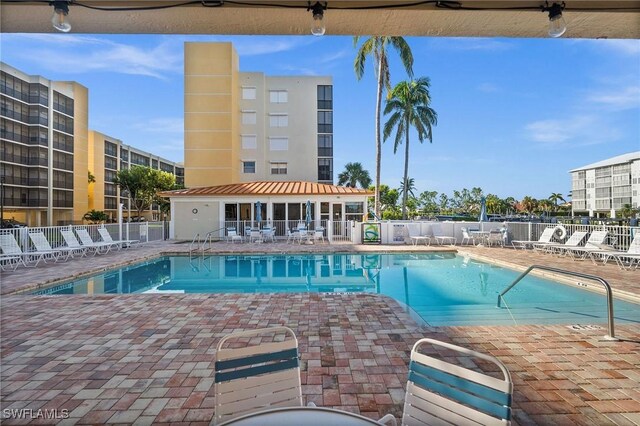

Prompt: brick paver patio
[{"left": 1, "top": 241, "right": 639, "bottom": 425}]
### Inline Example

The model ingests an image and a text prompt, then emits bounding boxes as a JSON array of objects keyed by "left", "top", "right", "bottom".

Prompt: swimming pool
[{"left": 32, "top": 253, "right": 640, "bottom": 327}]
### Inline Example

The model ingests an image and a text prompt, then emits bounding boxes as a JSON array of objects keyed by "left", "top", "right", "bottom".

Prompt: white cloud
[
  {"left": 525, "top": 115, "right": 621, "bottom": 147},
  {"left": 575, "top": 39, "right": 640, "bottom": 56},
  {"left": 3, "top": 34, "right": 182, "bottom": 79},
  {"left": 586, "top": 85, "right": 640, "bottom": 111},
  {"left": 230, "top": 37, "right": 316, "bottom": 56}
]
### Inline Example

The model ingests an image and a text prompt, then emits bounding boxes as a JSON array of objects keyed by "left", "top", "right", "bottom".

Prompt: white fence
[
  {"left": 352, "top": 221, "right": 637, "bottom": 250},
  {"left": 0, "top": 222, "right": 166, "bottom": 252},
  {"left": 218, "top": 220, "right": 352, "bottom": 243}
]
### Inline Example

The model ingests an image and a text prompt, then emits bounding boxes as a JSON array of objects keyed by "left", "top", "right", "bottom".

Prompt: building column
[{"left": 47, "top": 85, "right": 54, "bottom": 226}]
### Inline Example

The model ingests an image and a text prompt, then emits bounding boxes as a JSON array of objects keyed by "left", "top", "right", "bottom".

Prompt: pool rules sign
[{"left": 362, "top": 222, "right": 381, "bottom": 245}]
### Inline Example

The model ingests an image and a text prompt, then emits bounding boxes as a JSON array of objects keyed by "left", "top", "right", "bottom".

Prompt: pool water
[{"left": 32, "top": 253, "right": 640, "bottom": 327}]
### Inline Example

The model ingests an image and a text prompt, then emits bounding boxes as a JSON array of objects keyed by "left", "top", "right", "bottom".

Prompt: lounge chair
[
  {"left": 430, "top": 223, "right": 456, "bottom": 245},
  {"left": 75, "top": 228, "right": 115, "bottom": 255},
  {"left": 511, "top": 226, "right": 555, "bottom": 250},
  {"left": 556, "top": 230, "right": 608, "bottom": 260},
  {"left": 407, "top": 223, "right": 431, "bottom": 246},
  {"left": 534, "top": 230, "right": 588, "bottom": 254},
  {"left": 60, "top": 229, "right": 89, "bottom": 257},
  {"left": 0, "top": 254, "right": 23, "bottom": 271},
  {"left": 0, "top": 233, "right": 52, "bottom": 267},
  {"left": 593, "top": 234, "right": 640, "bottom": 269},
  {"left": 28, "top": 231, "right": 82, "bottom": 261},
  {"left": 378, "top": 338, "right": 512, "bottom": 426},
  {"left": 98, "top": 228, "right": 138, "bottom": 249},
  {"left": 214, "top": 327, "right": 303, "bottom": 425},
  {"left": 226, "top": 227, "right": 243, "bottom": 243}
]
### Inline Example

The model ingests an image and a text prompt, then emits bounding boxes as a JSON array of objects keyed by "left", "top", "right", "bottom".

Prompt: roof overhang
[{"left": 2, "top": 1, "right": 640, "bottom": 39}]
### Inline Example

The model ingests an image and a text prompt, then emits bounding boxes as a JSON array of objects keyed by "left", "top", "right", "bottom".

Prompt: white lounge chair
[
  {"left": 60, "top": 229, "right": 89, "bottom": 257},
  {"left": 407, "top": 224, "right": 431, "bottom": 246},
  {"left": 556, "top": 230, "right": 608, "bottom": 260},
  {"left": 378, "top": 338, "right": 512, "bottom": 426},
  {"left": 29, "top": 231, "right": 81, "bottom": 261},
  {"left": 0, "top": 254, "right": 23, "bottom": 271},
  {"left": 593, "top": 234, "right": 640, "bottom": 269},
  {"left": 534, "top": 230, "right": 588, "bottom": 254},
  {"left": 75, "top": 228, "right": 115, "bottom": 255},
  {"left": 486, "top": 229, "right": 505, "bottom": 247},
  {"left": 430, "top": 223, "right": 456, "bottom": 245},
  {"left": 214, "top": 327, "right": 303, "bottom": 425},
  {"left": 98, "top": 228, "right": 138, "bottom": 249},
  {"left": 511, "top": 226, "right": 555, "bottom": 250},
  {"left": 0, "top": 233, "right": 52, "bottom": 267}
]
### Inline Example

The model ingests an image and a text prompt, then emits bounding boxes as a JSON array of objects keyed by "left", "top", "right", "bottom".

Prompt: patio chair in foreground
[
  {"left": 430, "top": 223, "right": 456, "bottom": 245},
  {"left": 75, "top": 228, "right": 115, "bottom": 255},
  {"left": 0, "top": 233, "right": 52, "bottom": 267},
  {"left": 378, "top": 338, "right": 513, "bottom": 426},
  {"left": 593, "top": 233, "right": 640, "bottom": 270},
  {"left": 511, "top": 226, "right": 555, "bottom": 250},
  {"left": 98, "top": 228, "right": 138, "bottom": 249},
  {"left": 214, "top": 326, "right": 303, "bottom": 425}
]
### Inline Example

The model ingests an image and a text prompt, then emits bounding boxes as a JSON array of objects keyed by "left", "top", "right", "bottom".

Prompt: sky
[{"left": 1, "top": 34, "right": 639, "bottom": 200}]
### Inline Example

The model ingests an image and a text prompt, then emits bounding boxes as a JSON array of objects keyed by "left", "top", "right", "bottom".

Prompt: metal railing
[
  {"left": 190, "top": 227, "right": 225, "bottom": 254},
  {"left": 497, "top": 265, "right": 617, "bottom": 341}
]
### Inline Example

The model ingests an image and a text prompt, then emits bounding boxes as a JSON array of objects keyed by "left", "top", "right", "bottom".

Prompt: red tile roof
[{"left": 159, "top": 181, "right": 373, "bottom": 197}]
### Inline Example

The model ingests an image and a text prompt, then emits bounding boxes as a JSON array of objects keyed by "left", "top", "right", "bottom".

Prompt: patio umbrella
[
  {"left": 479, "top": 196, "right": 488, "bottom": 222},
  {"left": 305, "top": 200, "right": 312, "bottom": 228},
  {"left": 255, "top": 201, "right": 262, "bottom": 225}
]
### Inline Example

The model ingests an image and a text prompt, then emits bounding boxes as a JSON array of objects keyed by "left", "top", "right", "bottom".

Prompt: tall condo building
[
  {"left": 570, "top": 152, "right": 640, "bottom": 217},
  {"left": 1, "top": 62, "right": 184, "bottom": 227},
  {"left": 1, "top": 62, "right": 89, "bottom": 226},
  {"left": 184, "top": 42, "right": 333, "bottom": 188},
  {"left": 89, "top": 130, "right": 184, "bottom": 221}
]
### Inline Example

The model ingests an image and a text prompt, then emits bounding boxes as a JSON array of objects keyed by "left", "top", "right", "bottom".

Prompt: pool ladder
[
  {"left": 189, "top": 228, "right": 225, "bottom": 255},
  {"left": 497, "top": 265, "right": 617, "bottom": 341}
]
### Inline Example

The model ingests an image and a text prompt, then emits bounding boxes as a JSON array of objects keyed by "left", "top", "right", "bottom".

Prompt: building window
[
  {"left": 242, "top": 87, "right": 257, "bottom": 100},
  {"left": 269, "top": 114, "right": 288, "bottom": 128},
  {"left": 318, "top": 134, "right": 333, "bottom": 157},
  {"left": 270, "top": 162, "right": 287, "bottom": 175},
  {"left": 318, "top": 158, "right": 333, "bottom": 182},
  {"left": 243, "top": 161, "right": 256, "bottom": 174},
  {"left": 317, "top": 85, "right": 332, "bottom": 109},
  {"left": 269, "top": 90, "right": 288, "bottom": 103},
  {"left": 242, "top": 111, "right": 257, "bottom": 125},
  {"left": 269, "top": 137, "right": 288, "bottom": 151},
  {"left": 318, "top": 111, "right": 332, "bottom": 133},
  {"left": 241, "top": 135, "right": 257, "bottom": 150}
]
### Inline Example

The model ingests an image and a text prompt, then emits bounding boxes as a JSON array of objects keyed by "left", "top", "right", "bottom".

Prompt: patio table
[{"left": 219, "top": 406, "right": 386, "bottom": 426}]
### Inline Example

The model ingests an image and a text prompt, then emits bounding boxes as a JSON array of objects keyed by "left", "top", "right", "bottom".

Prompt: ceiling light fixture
[
  {"left": 50, "top": 0, "right": 71, "bottom": 32},
  {"left": 542, "top": 1, "right": 567, "bottom": 38},
  {"left": 308, "top": 2, "right": 327, "bottom": 36}
]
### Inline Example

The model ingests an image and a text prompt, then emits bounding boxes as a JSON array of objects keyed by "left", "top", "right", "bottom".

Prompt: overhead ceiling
[{"left": 1, "top": 1, "right": 640, "bottom": 38}]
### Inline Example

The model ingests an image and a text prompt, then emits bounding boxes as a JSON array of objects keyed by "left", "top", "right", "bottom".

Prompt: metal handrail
[
  {"left": 497, "top": 265, "right": 617, "bottom": 340},
  {"left": 189, "top": 233, "right": 200, "bottom": 254}
]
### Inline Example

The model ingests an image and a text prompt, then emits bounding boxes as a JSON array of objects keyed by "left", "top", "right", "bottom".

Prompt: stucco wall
[{"left": 172, "top": 201, "right": 220, "bottom": 240}]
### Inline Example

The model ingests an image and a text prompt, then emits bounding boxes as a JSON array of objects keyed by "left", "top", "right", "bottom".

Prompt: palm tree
[
  {"left": 548, "top": 192, "right": 565, "bottom": 212},
  {"left": 383, "top": 78, "right": 437, "bottom": 219},
  {"left": 354, "top": 36, "right": 414, "bottom": 218},
  {"left": 399, "top": 177, "right": 417, "bottom": 200},
  {"left": 337, "top": 162, "right": 372, "bottom": 189}
]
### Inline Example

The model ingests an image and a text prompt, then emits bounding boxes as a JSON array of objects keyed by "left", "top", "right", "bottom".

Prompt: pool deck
[{"left": 1, "top": 241, "right": 639, "bottom": 425}]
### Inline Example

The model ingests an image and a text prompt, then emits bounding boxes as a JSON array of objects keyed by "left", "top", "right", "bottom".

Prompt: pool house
[{"left": 161, "top": 181, "right": 373, "bottom": 241}]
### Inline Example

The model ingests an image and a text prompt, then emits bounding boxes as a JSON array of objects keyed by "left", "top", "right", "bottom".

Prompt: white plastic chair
[
  {"left": 378, "top": 338, "right": 513, "bottom": 426},
  {"left": 214, "top": 327, "right": 303, "bottom": 425},
  {"left": 430, "top": 223, "right": 456, "bottom": 245},
  {"left": 226, "top": 228, "right": 243, "bottom": 243},
  {"left": 0, "top": 233, "right": 51, "bottom": 267}
]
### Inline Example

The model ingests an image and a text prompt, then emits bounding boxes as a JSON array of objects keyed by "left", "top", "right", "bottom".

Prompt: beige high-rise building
[
  {"left": 184, "top": 42, "right": 333, "bottom": 188},
  {"left": 88, "top": 130, "right": 184, "bottom": 221},
  {"left": 1, "top": 62, "right": 88, "bottom": 226}
]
